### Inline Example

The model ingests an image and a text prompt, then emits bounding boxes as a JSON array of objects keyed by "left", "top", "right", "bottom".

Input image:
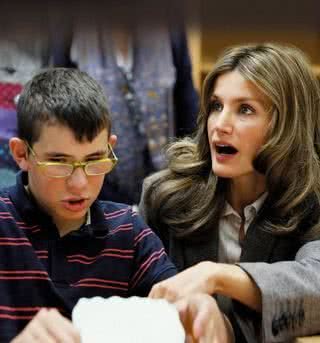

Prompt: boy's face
[{"left": 23, "top": 124, "right": 110, "bottom": 233}]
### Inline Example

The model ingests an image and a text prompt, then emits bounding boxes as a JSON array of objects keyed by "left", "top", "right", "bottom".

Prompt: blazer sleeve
[{"left": 237, "top": 239, "right": 320, "bottom": 342}]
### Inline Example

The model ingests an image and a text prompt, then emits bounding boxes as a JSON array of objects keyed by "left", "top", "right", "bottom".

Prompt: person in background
[
  {"left": 0, "top": 19, "right": 51, "bottom": 189},
  {"left": 53, "top": 19, "right": 199, "bottom": 205},
  {"left": 0, "top": 68, "right": 232, "bottom": 342},
  {"left": 140, "top": 43, "right": 320, "bottom": 342}
]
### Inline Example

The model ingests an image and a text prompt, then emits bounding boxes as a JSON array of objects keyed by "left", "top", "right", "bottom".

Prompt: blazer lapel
[
  {"left": 240, "top": 203, "right": 276, "bottom": 262},
  {"left": 181, "top": 219, "right": 220, "bottom": 268}
]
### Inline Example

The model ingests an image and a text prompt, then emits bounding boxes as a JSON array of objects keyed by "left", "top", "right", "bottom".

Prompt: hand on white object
[
  {"left": 175, "top": 294, "right": 235, "bottom": 343},
  {"left": 72, "top": 296, "right": 185, "bottom": 343},
  {"left": 11, "top": 308, "right": 81, "bottom": 343}
]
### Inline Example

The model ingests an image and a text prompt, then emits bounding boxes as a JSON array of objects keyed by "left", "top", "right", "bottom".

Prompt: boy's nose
[{"left": 66, "top": 167, "right": 88, "bottom": 190}]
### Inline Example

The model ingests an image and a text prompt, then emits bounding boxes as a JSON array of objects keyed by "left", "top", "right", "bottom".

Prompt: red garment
[{"left": 0, "top": 82, "right": 22, "bottom": 109}]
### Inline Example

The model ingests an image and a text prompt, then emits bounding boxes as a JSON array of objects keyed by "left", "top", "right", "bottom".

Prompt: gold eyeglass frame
[{"left": 25, "top": 141, "right": 118, "bottom": 178}]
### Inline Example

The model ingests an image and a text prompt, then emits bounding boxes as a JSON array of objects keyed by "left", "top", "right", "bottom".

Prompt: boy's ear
[
  {"left": 9, "top": 138, "right": 30, "bottom": 171},
  {"left": 108, "top": 134, "right": 117, "bottom": 149}
]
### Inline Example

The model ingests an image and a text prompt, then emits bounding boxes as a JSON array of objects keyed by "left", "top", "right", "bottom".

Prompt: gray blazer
[{"left": 139, "top": 176, "right": 320, "bottom": 343}]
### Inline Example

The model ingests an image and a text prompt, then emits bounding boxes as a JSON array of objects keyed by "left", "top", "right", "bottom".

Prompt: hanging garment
[
  {"left": 0, "top": 36, "right": 50, "bottom": 189},
  {"left": 70, "top": 23, "right": 176, "bottom": 204},
  {"left": 0, "top": 81, "right": 22, "bottom": 187}
]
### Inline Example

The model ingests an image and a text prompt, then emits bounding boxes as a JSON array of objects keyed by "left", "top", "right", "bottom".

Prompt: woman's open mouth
[
  {"left": 214, "top": 144, "right": 239, "bottom": 162},
  {"left": 215, "top": 144, "right": 238, "bottom": 155}
]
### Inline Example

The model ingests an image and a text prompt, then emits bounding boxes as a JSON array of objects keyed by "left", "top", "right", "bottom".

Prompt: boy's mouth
[
  {"left": 68, "top": 199, "right": 85, "bottom": 204},
  {"left": 62, "top": 198, "right": 88, "bottom": 212}
]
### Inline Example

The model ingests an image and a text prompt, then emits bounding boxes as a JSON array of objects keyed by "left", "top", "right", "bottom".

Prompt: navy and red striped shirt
[{"left": 0, "top": 172, "right": 177, "bottom": 342}]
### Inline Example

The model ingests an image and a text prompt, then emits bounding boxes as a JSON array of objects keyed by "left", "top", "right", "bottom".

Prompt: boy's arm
[{"left": 128, "top": 210, "right": 177, "bottom": 296}]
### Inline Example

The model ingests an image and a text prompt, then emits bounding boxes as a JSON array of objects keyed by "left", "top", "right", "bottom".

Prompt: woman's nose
[{"left": 214, "top": 111, "right": 233, "bottom": 134}]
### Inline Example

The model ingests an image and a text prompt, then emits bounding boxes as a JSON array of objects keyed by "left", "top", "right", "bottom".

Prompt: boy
[{"left": 0, "top": 69, "right": 231, "bottom": 342}]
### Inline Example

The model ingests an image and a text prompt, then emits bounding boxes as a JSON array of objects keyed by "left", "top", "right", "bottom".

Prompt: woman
[{"left": 140, "top": 43, "right": 320, "bottom": 342}]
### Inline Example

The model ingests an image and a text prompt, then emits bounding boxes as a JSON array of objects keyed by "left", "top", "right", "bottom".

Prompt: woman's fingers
[
  {"left": 149, "top": 261, "right": 216, "bottom": 301},
  {"left": 149, "top": 279, "right": 181, "bottom": 302},
  {"left": 175, "top": 294, "right": 234, "bottom": 343}
]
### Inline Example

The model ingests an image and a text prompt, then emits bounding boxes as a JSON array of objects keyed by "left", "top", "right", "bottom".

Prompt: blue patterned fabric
[
  {"left": 0, "top": 36, "right": 50, "bottom": 189},
  {"left": 0, "top": 88, "right": 20, "bottom": 189}
]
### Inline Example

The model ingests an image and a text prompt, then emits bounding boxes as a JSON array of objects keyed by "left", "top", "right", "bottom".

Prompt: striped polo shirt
[{"left": 0, "top": 172, "right": 177, "bottom": 342}]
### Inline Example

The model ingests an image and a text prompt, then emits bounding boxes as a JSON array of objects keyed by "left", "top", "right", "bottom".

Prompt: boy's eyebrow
[
  {"left": 43, "top": 149, "right": 108, "bottom": 159},
  {"left": 85, "top": 150, "right": 109, "bottom": 157}
]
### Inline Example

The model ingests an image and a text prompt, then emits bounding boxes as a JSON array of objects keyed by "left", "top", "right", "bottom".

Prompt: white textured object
[{"left": 72, "top": 296, "right": 186, "bottom": 343}]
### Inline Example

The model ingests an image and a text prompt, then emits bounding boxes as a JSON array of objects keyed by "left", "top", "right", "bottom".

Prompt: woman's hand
[
  {"left": 149, "top": 261, "right": 218, "bottom": 302},
  {"left": 175, "top": 293, "right": 234, "bottom": 343},
  {"left": 149, "top": 261, "right": 262, "bottom": 312},
  {"left": 11, "top": 308, "right": 81, "bottom": 343}
]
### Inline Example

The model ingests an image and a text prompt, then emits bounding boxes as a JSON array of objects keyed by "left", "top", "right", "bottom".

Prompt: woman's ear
[{"left": 9, "top": 138, "right": 30, "bottom": 171}]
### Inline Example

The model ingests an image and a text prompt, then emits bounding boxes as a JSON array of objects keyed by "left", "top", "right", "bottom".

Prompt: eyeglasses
[{"left": 25, "top": 142, "right": 118, "bottom": 178}]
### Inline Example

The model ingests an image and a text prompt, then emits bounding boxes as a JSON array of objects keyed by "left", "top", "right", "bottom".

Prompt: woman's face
[{"left": 207, "top": 70, "right": 271, "bottom": 184}]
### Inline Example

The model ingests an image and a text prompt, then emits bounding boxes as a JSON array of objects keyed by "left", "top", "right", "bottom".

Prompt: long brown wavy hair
[{"left": 142, "top": 43, "right": 320, "bottom": 239}]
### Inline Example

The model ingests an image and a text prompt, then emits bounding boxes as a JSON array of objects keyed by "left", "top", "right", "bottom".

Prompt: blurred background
[
  {"left": 185, "top": 0, "right": 320, "bottom": 88},
  {"left": 1, "top": 0, "right": 319, "bottom": 199}
]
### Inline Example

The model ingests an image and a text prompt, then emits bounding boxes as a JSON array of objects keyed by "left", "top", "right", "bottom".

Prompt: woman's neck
[{"left": 227, "top": 173, "right": 267, "bottom": 217}]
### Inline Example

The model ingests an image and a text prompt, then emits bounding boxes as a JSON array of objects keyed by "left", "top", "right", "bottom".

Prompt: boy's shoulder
[
  {"left": 0, "top": 187, "right": 13, "bottom": 210},
  {"left": 98, "top": 200, "right": 133, "bottom": 217},
  {"left": 98, "top": 200, "right": 131, "bottom": 211},
  {"left": 92, "top": 200, "right": 150, "bottom": 243},
  {"left": 95, "top": 200, "right": 136, "bottom": 226},
  {"left": 95, "top": 200, "right": 149, "bottom": 233}
]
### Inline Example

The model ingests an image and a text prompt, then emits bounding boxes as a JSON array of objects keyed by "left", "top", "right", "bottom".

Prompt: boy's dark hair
[{"left": 17, "top": 68, "right": 111, "bottom": 145}]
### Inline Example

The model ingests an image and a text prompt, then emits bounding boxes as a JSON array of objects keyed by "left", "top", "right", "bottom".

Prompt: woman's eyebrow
[
  {"left": 210, "top": 94, "right": 219, "bottom": 100},
  {"left": 234, "top": 96, "right": 268, "bottom": 103}
]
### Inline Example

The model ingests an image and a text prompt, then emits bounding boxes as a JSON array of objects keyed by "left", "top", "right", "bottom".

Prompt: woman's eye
[
  {"left": 239, "top": 104, "right": 255, "bottom": 115},
  {"left": 209, "top": 101, "right": 223, "bottom": 112}
]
